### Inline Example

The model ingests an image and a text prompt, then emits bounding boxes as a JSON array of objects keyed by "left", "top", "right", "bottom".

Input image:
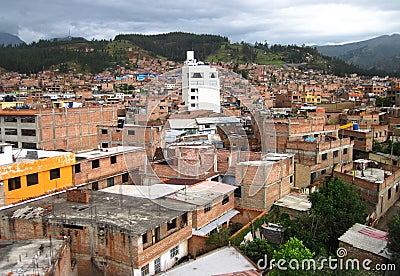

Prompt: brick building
[
  {"left": 235, "top": 153, "right": 294, "bottom": 210},
  {"left": 0, "top": 190, "right": 193, "bottom": 276},
  {"left": 253, "top": 109, "right": 340, "bottom": 153},
  {"left": 340, "top": 125, "right": 388, "bottom": 153},
  {"left": 74, "top": 146, "right": 146, "bottom": 189},
  {"left": 334, "top": 160, "right": 400, "bottom": 218},
  {"left": 97, "top": 123, "right": 164, "bottom": 160},
  {"left": 285, "top": 137, "right": 354, "bottom": 188},
  {"left": 165, "top": 180, "right": 237, "bottom": 233},
  {"left": 0, "top": 105, "right": 118, "bottom": 151}
]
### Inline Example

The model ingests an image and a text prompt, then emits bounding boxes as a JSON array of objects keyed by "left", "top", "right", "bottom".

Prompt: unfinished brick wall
[
  {"left": 66, "top": 190, "right": 89, "bottom": 204},
  {"left": 37, "top": 106, "right": 118, "bottom": 151},
  {"left": 236, "top": 159, "right": 293, "bottom": 209},
  {"left": 188, "top": 235, "right": 207, "bottom": 257}
]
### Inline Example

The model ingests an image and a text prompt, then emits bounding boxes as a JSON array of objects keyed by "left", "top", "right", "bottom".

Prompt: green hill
[
  {"left": 0, "top": 32, "right": 396, "bottom": 77},
  {"left": 316, "top": 34, "right": 400, "bottom": 73}
]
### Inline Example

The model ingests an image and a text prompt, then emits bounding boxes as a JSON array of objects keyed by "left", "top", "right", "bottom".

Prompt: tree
[
  {"left": 376, "top": 96, "right": 392, "bottom": 107},
  {"left": 239, "top": 238, "right": 276, "bottom": 263},
  {"left": 307, "top": 178, "right": 367, "bottom": 253},
  {"left": 388, "top": 211, "right": 400, "bottom": 268},
  {"left": 205, "top": 227, "right": 230, "bottom": 251},
  {"left": 269, "top": 237, "right": 314, "bottom": 276}
]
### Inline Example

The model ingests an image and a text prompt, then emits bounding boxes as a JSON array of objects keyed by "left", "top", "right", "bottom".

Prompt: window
[
  {"left": 222, "top": 195, "right": 229, "bottom": 205},
  {"left": 4, "top": 117, "right": 17, "bottom": 122},
  {"left": 8, "top": 177, "right": 21, "bottom": 191},
  {"left": 92, "top": 181, "right": 99, "bottom": 190},
  {"left": 192, "top": 72, "right": 203, "bottom": 78},
  {"left": 21, "top": 129, "right": 36, "bottom": 136},
  {"left": 6, "top": 141, "right": 18, "bottom": 148},
  {"left": 204, "top": 203, "right": 211, "bottom": 213},
  {"left": 322, "top": 153, "right": 327, "bottom": 161},
  {"left": 234, "top": 186, "right": 242, "bottom": 198},
  {"left": 101, "top": 143, "right": 108, "bottom": 148},
  {"left": 101, "top": 129, "right": 108, "bottom": 134},
  {"left": 388, "top": 188, "right": 392, "bottom": 200},
  {"left": 107, "top": 177, "right": 114, "bottom": 187},
  {"left": 290, "top": 175, "right": 293, "bottom": 184},
  {"left": 21, "top": 116, "right": 35, "bottom": 123},
  {"left": 170, "top": 245, "right": 179, "bottom": 258},
  {"left": 110, "top": 156, "right": 117, "bottom": 164},
  {"left": 321, "top": 169, "right": 326, "bottom": 175},
  {"left": 122, "top": 173, "right": 129, "bottom": 183},
  {"left": 190, "top": 95, "right": 196, "bottom": 100},
  {"left": 92, "top": 159, "right": 100, "bottom": 169},
  {"left": 142, "top": 232, "right": 148, "bottom": 244},
  {"left": 343, "top": 148, "right": 348, "bottom": 155},
  {"left": 167, "top": 218, "right": 177, "bottom": 230},
  {"left": 128, "top": 130, "right": 135, "bottom": 135},
  {"left": 75, "top": 164, "right": 81, "bottom": 173},
  {"left": 333, "top": 150, "right": 338, "bottom": 158},
  {"left": 182, "top": 213, "right": 188, "bottom": 225},
  {"left": 141, "top": 264, "right": 149, "bottom": 276},
  {"left": 5, "top": 129, "right": 17, "bottom": 135},
  {"left": 154, "top": 257, "right": 161, "bottom": 274},
  {"left": 27, "top": 173, "right": 39, "bottom": 186},
  {"left": 50, "top": 168, "right": 60, "bottom": 180},
  {"left": 22, "top": 142, "right": 36, "bottom": 149},
  {"left": 396, "top": 184, "right": 399, "bottom": 193},
  {"left": 210, "top": 72, "right": 216, "bottom": 78}
]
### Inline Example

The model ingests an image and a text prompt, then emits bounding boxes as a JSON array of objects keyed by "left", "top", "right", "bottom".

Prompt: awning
[{"left": 192, "top": 209, "right": 240, "bottom": 236}]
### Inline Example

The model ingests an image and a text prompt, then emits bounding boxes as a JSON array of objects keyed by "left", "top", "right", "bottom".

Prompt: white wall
[{"left": 134, "top": 239, "right": 188, "bottom": 276}]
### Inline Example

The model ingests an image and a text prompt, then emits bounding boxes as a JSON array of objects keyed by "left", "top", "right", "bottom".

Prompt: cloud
[{"left": 0, "top": 0, "right": 399, "bottom": 45}]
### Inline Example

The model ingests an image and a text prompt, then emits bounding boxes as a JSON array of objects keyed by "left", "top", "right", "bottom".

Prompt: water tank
[{"left": 353, "top": 123, "right": 359, "bottom": 130}]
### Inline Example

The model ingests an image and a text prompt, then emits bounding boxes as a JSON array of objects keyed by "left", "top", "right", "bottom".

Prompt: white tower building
[{"left": 182, "top": 51, "right": 221, "bottom": 113}]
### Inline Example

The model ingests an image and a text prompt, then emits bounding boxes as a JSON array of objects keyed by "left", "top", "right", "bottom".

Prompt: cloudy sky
[{"left": 1, "top": 0, "right": 399, "bottom": 45}]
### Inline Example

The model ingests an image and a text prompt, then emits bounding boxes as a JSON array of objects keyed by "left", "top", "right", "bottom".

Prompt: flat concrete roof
[
  {"left": 101, "top": 184, "right": 185, "bottom": 199},
  {"left": 238, "top": 160, "right": 275, "bottom": 166},
  {"left": 0, "top": 238, "right": 65, "bottom": 275},
  {"left": 274, "top": 193, "right": 311, "bottom": 212},
  {"left": 350, "top": 167, "right": 386, "bottom": 183},
  {"left": 0, "top": 190, "right": 192, "bottom": 236},
  {"left": 13, "top": 148, "right": 73, "bottom": 160},
  {"left": 163, "top": 246, "right": 259, "bottom": 276},
  {"left": 75, "top": 146, "right": 144, "bottom": 160},
  {"left": 166, "top": 181, "right": 236, "bottom": 206},
  {"left": 339, "top": 223, "right": 391, "bottom": 259}
]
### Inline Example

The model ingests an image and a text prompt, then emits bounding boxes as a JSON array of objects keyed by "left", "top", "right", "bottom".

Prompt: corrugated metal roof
[
  {"left": 196, "top": 117, "right": 240, "bottom": 125},
  {"left": 192, "top": 209, "right": 240, "bottom": 236},
  {"left": 168, "top": 118, "right": 197, "bottom": 129}
]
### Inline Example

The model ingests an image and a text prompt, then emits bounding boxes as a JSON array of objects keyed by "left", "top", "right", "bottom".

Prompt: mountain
[
  {"left": 316, "top": 34, "right": 400, "bottom": 73},
  {"left": 0, "top": 32, "right": 394, "bottom": 77},
  {"left": 0, "top": 32, "right": 24, "bottom": 46}
]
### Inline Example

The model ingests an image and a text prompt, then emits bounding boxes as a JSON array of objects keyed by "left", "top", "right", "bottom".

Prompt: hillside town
[{"left": 0, "top": 48, "right": 399, "bottom": 276}]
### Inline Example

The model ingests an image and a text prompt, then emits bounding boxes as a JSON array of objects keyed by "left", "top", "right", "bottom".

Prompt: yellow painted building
[
  {"left": 300, "top": 92, "right": 322, "bottom": 104},
  {"left": 0, "top": 102, "right": 26, "bottom": 109},
  {"left": 0, "top": 145, "right": 75, "bottom": 205}
]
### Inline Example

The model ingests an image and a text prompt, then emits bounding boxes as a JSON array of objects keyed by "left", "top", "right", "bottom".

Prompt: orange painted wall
[{"left": 0, "top": 153, "right": 75, "bottom": 205}]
